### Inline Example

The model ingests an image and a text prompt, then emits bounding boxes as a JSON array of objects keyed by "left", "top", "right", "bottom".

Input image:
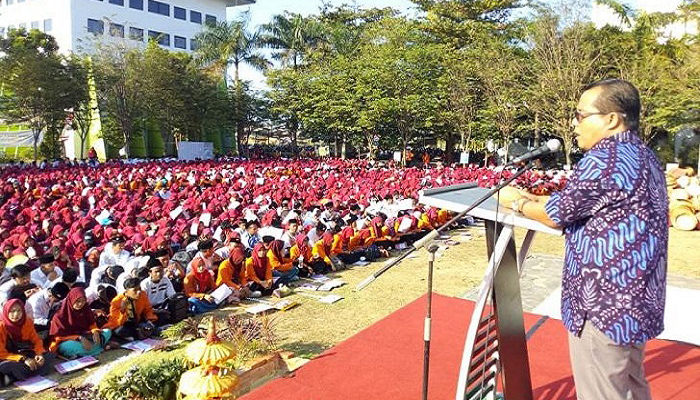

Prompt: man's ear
[{"left": 607, "top": 112, "right": 626, "bottom": 131}]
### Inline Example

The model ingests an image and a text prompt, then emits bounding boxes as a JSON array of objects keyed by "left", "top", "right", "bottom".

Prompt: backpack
[
  {"left": 167, "top": 294, "right": 189, "bottom": 324},
  {"left": 364, "top": 245, "right": 382, "bottom": 262}
]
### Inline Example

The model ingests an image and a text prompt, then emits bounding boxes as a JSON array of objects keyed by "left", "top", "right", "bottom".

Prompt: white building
[{"left": 0, "top": 0, "right": 255, "bottom": 54}]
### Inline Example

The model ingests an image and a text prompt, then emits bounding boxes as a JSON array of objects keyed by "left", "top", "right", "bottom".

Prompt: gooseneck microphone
[{"left": 507, "top": 139, "right": 561, "bottom": 166}]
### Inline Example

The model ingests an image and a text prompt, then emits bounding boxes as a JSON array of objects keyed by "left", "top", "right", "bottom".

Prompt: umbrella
[
  {"left": 185, "top": 318, "right": 236, "bottom": 366},
  {"left": 179, "top": 366, "right": 238, "bottom": 399}
]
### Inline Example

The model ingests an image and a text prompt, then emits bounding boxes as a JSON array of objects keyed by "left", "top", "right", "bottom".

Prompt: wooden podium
[{"left": 419, "top": 184, "right": 562, "bottom": 400}]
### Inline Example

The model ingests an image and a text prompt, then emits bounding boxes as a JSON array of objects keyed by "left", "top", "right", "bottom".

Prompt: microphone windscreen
[{"left": 546, "top": 139, "right": 562, "bottom": 152}]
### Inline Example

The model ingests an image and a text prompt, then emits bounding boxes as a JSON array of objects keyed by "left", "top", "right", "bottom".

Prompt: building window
[
  {"left": 174, "top": 35, "right": 186, "bottom": 49},
  {"left": 205, "top": 15, "right": 217, "bottom": 26},
  {"left": 148, "top": 30, "right": 169, "bottom": 46},
  {"left": 174, "top": 6, "right": 186, "bottom": 20},
  {"left": 87, "top": 19, "right": 104, "bottom": 35},
  {"left": 148, "top": 0, "right": 169, "bottom": 16},
  {"left": 43, "top": 19, "right": 52, "bottom": 32},
  {"left": 108, "top": 0, "right": 124, "bottom": 5},
  {"left": 110, "top": 23, "right": 124, "bottom": 38},
  {"left": 190, "top": 10, "right": 201, "bottom": 24},
  {"left": 129, "top": 26, "right": 144, "bottom": 41},
  {"left": 31, "top": 21, "right": 39, "bottom": 29},
  {"left": 190, "top": 38, "right": 199, "bottom": 51},
  {"left": 129, "top": 0, "right": 143, "bottom": 10}
]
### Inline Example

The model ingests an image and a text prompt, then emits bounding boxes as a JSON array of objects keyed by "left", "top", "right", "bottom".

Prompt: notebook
[
  {"left": 14, "top": 376, "right": 58, "bottom": 393},
  {"left": 55, "top": 356, "right": 99, "bottom": 374}
]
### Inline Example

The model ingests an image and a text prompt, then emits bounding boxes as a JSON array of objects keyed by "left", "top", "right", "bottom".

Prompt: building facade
[{"left": 0, "top": 0, "right": 254, "bottom": 54}]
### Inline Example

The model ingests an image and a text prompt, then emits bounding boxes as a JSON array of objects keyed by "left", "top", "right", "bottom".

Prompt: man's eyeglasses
[{"left": 574, "top": 110, "right": 626, "bottom": 123}]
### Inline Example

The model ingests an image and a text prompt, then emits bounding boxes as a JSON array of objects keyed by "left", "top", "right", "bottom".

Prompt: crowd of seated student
[{"left": 0, "top": 188, "right": 462, "bottom": 386}]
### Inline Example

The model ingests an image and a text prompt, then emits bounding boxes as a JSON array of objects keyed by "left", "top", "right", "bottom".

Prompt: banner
[
  {"left": 177, "top": 141, "right": 214, "bottom": 161},
  {"left": 0, "top": 130, "right": 43, "bottom": 147}
]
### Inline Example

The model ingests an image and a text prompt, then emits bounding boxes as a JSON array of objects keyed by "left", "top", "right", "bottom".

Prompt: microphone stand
[
  {"left": 354, "top": 161, "right": 534, "bottom": 400},
  {"left": 355, "top": 160, "right": 534, "bottom": 291}
]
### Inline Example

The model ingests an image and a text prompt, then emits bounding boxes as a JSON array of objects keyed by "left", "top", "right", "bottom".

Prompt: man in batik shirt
[{"left": 501, "top": 79, "right": 668, "bottom": 400}]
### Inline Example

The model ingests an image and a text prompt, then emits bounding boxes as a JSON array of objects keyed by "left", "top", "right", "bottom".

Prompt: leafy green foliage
[{"left": 100, "top": 358, "right": 187, "bottom": 400}]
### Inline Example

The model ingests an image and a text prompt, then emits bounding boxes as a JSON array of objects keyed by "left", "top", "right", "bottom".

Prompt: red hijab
[
  {"left": 251, "top": 243, "right": 268, "bottom": 279},
  {"left": 190, "top": 258, "right": 212, "bottom": 290},
  {"left": 269, "top": 240, "right": 285, "bottom": 260},
  {"left": 295, "top": 233, "right": 309, "bottom": 254},
  {"left": 50, "top": 287, "right": 95, "bottom": 337},
  {"left": 1, "top": 299, "right": 26, "bottom": 341},
  {"left": 322, "top": 231, "right": 334, "bottom": 252}
]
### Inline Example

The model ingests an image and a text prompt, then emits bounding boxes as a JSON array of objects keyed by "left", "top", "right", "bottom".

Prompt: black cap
[
  {"left": 38, "top": 254, "right": 55, "bottom": 264},
  {"left": 50, "top": 282, "right": 70, "bottom": 300},
  {"left": 112, "top": 236, "right": 126, "bottom": 244},
  {"left": 262, "top": 235, "right": 275, "bottom": 244},
  {"left": 197, "top": 239, "right": 214, "bottom": 251}
]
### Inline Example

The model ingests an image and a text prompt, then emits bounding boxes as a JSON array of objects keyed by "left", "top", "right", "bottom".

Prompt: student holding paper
[
  {"left": 140, "top": 260, "right": 176, "bottom": 325},
  {"left": 267, "top": 240, "right": 298, "bottom": 285},
  {"left": 0, "top": 299, "right": 55, "bottom": 386},
  {"left": 104, "top": 278, "right": 158, "bottom": 340},
  {"left": 48, "top": 288, "right": 113, "bottom": 358}
]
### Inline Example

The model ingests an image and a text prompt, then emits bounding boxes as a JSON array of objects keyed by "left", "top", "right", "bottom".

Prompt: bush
[
  {"left": 161, "top": 314, "right": 279, "bottom": 368},
  {"left": 100, "top": 358, "right": 187, "bottom": 400}
]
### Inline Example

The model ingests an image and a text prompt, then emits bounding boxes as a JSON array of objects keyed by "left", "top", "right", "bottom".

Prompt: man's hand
[
  {"left": 93, "top": 330, "right": 102, "bottom": 346},
  {"left": 497, "top": 186, "right": 524, "bottom": 207},
  {"left": 81, "top": 336, "right": 93, "bottom": 351},
  {"left": 34, "top": 355, "right": 45, "bottom": 367},
  {"left": 24, "top": 358, "right": 38, "bottom": 371},
  {"left": 203, "top": 294, "right": 214, "bottom": 303}
]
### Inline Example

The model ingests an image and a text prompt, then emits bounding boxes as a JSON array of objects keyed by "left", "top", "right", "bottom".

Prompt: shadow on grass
[{"left": 280, "top": 340, "right": 329, "bottom": 360}]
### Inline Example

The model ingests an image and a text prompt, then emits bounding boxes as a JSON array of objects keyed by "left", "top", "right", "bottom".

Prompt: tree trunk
[
  {"left": 534, "top": 112, "right": 540, "bottom": 148},
  {"left": 445, "top": 132, "right": 455, "bottom": 165}
]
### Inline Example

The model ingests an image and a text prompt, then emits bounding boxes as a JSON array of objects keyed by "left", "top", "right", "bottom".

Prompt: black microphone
[{"left": 507, "top": 139, "right": 561, "bottom": 165}]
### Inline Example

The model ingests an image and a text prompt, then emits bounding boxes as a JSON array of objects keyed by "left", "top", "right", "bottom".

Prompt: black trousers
[{"left": 0, "top": 352, "right": 55, "bottom": 384}]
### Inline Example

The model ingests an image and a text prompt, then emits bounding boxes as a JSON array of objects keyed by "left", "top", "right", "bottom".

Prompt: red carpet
[{"left": 240, "top": 294, "right": 700, "bottom": 400}]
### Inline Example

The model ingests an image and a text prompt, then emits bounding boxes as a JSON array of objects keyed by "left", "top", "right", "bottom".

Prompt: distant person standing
[{"left": 501, "top": 79, "right": 668, "bottom": 400}]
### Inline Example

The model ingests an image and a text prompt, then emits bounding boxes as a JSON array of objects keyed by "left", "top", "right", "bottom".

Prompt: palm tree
[
  {"left": 193, "top": 14, "right": 270, "bottom": 88},
  {"left": 193, "top": 13, "right": 269, "bottom": 154},
  {"left": 259, "top": 12, "right": 326, "bottom": 69}
]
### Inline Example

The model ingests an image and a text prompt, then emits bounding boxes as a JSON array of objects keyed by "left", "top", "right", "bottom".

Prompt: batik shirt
[{"left": 545, "top": 130, "right": 668, "bottom": 346}]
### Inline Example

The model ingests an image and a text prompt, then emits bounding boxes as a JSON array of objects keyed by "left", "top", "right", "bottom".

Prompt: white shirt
[
  {"left": 27, "top": 289, "right": 53, "bottom": 326},
  {"left": 30, "top": 267, "right": 63, "bottom": 289},
  {"left": 280, "top": 231, "right": 297, "bottom": 249},
  {"left": 98, "top": 243, "right": 131, "bottom": 270},
  {"left": 140, "top": 277, "right": 175, "bottom": 307}
]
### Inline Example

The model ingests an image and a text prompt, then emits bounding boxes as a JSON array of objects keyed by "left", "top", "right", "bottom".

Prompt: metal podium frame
[{"left": 419, "top": 185, "right": 562, "bottom": 400}]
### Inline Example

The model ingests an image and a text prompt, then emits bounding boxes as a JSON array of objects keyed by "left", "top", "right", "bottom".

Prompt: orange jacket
[
  {"left": 0, "top": 320, "right": 44, "bottom": 361},
  {"left": 267, "top": 252, "right": 294, "bottom": 272},
  {"left": 184, "top": 273, "right": 216, "bottom": 299},
  {"left": 311, "top": 240, "right": 332, "bottom": 265},
  {"left": 437, "top": 209, "right": 450, "bottom": 225},
  {"left": 330, "top": 234, "right": 344, "bottom": 256},
  {"left": 290, "top": 244, "right": 312, "bottom": 263},
  {"left": 216, "top": 259, "right": 247, "bottom": 289},
  {"left": 104, "top": 292, "right": 157, "bottom": 329},
  {"left": 245, "top": 258, "right": 272, "bottom": 283}
]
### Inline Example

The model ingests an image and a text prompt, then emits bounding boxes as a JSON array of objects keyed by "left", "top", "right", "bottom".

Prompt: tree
[
  {"left": 0, "top": 29, "right": 85, "bottom": 161},
  {"left": 67, "top": 56, "right": 93, "bottom": 159},
  {"left": 194, "top": 14, "right": 270, "bottom": 154},
  {"left": 523, "top": 10, "right": 604, "bottom": 166},
  {"left": 92, "top": 42, "right": 145, "bottom": 158},
  {"left": 259, "top": 12, "right": 326, "bottom": 69}
]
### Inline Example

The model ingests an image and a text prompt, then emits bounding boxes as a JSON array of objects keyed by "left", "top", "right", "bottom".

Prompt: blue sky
[{"left": 228, "top": 0, "right": 684, "bottom": 90}]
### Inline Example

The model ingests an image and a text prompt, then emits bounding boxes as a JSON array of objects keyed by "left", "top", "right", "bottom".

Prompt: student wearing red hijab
[
  {"left": 0, "top": 299, "right": 54, "bottom": 386},
  {"left": 183, "top": 255, "right": 218, "bottom": 314},
  {"left": 216, "top": 237, "right": 251, "bottom": 301},
  {"left": 245, "top": 243, "right": 274, "bottom": 296},
  {"left": 268, "top": 240, "right": 298, "bottom": 285},
  {"left": 311, "top": 231, "right": 335, "bottom": 274},
  {"left": 48, "top": 287, "right": 113, "bottom": 358},
  {"left": 289, "top": 234, "right": 314, "bottom": 277}
]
